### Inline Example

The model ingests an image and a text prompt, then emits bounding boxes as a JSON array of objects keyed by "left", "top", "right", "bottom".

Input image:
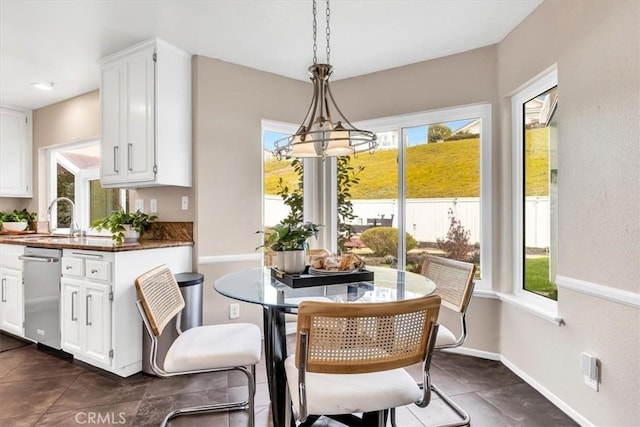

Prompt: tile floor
[{"left": 0, "top": 332, "right": 577, "bottom": 426}]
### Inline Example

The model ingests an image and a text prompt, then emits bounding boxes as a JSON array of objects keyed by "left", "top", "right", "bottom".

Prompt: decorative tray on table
[{"left": 270, "top": 266, "right": 374, "bottom": 289}]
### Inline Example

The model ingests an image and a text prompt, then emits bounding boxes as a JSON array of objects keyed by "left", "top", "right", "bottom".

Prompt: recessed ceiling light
[{"left": 31, "top": 81, "right": 55, "bottom": 90}]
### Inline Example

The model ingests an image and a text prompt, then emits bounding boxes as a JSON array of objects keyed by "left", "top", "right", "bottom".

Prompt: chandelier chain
[
  {"left": 325, "top": 0, "right": 330, "bottom": 64},
  {"left": 312, "top": 0, "right": 318, "bottom": 64}
]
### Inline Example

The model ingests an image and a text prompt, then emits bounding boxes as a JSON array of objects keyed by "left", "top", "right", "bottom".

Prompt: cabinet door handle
[
  {"left": 86, "top": 294, "right": 92, "bottom": 326},
  {"left": 90, "top": 269, "right": 98, "bottom": 274},
  {"left": 113, "top": 146, "right": 119, "bottom": 173},
  {"left": 1, "top": 278, "right": 6, "bottom": 302},
  {"left": 70, "top": 252, "right": 103, "bottom": 259},
  {"left": 127, "top": 143, "right": 133, "bottom": 171},
  {"left": 71, "top": 291, "right": 77, "bottom": 321},
  {"left": 65, "top": 265, "right": 73, "bottom": 270}
]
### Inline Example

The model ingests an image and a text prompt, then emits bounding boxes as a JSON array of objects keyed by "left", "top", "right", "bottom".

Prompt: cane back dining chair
[
  {"left": 284, "top": 295, "right": 442, "bottom": 427},
  {"left": 421, "top": 255, "right": 477, "bottom": 426},
  {"left": 135, "top": 265, "right": 262, "bottom": 427}
]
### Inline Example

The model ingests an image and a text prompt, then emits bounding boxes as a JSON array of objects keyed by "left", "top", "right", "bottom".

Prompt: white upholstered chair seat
[
  {"left": 284, "top": 355, "right": 421, "bottom": 416},
  {"left": 435, "top": 324, "right": 458, "bottom": 347},
  {"left": 164, "top": 323, "right": 262, "bottom": 373}
]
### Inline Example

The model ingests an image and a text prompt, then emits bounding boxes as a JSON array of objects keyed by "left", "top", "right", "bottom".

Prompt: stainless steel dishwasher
[{"left": 20, "top": 247, "right": 62, "bottom": 349}]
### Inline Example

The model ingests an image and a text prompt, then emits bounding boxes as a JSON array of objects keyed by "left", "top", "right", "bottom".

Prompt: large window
[
  {"left": 512, "top": 68, "right": 558, "bottom": 307},
  {"left": 262, "top": 104, "right": 492, "bottom": 289},
  {"left": 339, "top": 104, "right": 491, "bottom": 287},
  {"left": 47, "top": 140, "right": 127, "bottom": 232}
]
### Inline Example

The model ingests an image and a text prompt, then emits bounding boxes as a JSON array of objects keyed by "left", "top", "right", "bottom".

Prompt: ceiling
[{"left": 0, "top": 0, "right": 542, "bottom": 111}]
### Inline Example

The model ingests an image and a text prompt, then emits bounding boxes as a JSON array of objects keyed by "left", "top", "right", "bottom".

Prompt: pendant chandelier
[{"left": 273, "top": 0, "right": 377, "bottom": 160}]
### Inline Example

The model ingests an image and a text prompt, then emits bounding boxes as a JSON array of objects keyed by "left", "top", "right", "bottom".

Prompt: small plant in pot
[
  {"left": 90, "top": 209, "right": 157, "bottom": 244},
  {"left": 259, "top": 222, "right": 321, "bottom": 273},
  {"left": 0, "top": 209, "right": 37, "bottom": 232}
]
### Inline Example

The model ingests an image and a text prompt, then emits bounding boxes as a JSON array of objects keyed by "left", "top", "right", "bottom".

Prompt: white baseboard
[
  {"left": 441, "top": 346, "right": 501, "bottom": 361},
  {"left": 500, "top": 355, "right": 594, "bottom": 427},
  {"left": 198, "top": 252, "right": 261, "bottom": 265}
]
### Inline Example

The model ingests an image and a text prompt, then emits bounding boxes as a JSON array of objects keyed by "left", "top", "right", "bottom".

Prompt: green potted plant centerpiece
[
  {"left": 90, "top": 209, "right": 157, "bottom": 244},
  {"left": 0, "top": 209, "right": 37, "bottom": 232},
  {"left": 260, "top": 222, "right": 321, "bottom": 273}
]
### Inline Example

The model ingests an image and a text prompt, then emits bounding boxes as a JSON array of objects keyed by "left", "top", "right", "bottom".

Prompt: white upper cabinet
[
  {"left": 99, "top": 38, "right": 192, "bottom": 188},
  {"left": 0, "top": 108, "right": 32, "bottom": 197}
]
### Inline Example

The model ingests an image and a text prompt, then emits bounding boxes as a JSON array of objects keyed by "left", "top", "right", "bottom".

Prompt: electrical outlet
[
  {"left": 134, "top": 199, "right": 144, "bottom": 212},
  {"left": 181, "top": 196, "right": 189, "bottom": 210},
  {"left": 229, "top": 303, "right": 240, "bottom": 319},
  {"left": 150, "top": 199, "right": 157, "bottom": 213}
]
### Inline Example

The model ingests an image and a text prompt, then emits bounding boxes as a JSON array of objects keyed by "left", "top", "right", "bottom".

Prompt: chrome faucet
[{"left": 46, "top": 197, "right": 80, "bottom": 236}]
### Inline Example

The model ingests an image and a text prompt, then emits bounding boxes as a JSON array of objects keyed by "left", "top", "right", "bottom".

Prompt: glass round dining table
[{"left": 214, "top": 266, "right": 436, "bottom": 427}]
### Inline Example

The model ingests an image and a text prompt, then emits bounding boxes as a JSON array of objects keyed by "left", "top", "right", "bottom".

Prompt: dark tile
[
  {"left": 166, "top": 412, "right": 229, "bottom": 427},
  {"left": 1, "top": 352, "right": 85, "bottom": 382},
  {"left": 134, "top": 389, "right": 229, "bottom": 426},
  {"left": 0, "top": 355, "right": 23, "bottom": 380},
  {"left": 36, "top": 401, "right": 141, "bottom": 426},
  {"left": 143, "top": 371, "right": 228, "bottom": 398},
  {"left": 0, "top": 344, "right": 48, "bottom": 363},
  {"left": 410, "top": 392, "right": 518, "bottom": 427},
  {"left": 405, "top": 361, "right": 474, "bottom": 397},
  {"left": 228, "top": 381, "right": 271, "bottom": 408},
  {"left": 477, "top": 382, "right": 579, "bottom": 426},
  {"left": 433, "top": 351, "right": 523, "bottom": 392},
  {"left": 0, "top": 333, "right": 30, "bottom": 353},
  {"left": 0, "top": 414, "right": 40, "bottom": 427},
  {"left": 50, "top": 371, "right": 150, "bottom": 411},
  {"left": 0, "top": 375, "right": 76, "bottom": 419}
]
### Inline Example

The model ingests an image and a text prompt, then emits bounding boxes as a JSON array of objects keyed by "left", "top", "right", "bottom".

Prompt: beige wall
[
  {"left": 30, "top": 91, "right": 100, "bottom": 217},
  {"left": 191, "top": 50, "right": 505, "bottom": 347},
  {"left": 192, "top": 57, "right": 310, "bottom": 327},
  {"left": 496, "top": 1, "right": 639, "bottom": 425}
]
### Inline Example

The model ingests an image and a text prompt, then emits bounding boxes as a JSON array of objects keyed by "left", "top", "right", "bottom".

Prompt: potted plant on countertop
[
  {"left": 259, "top": 221, "right": 321, "bottom": 273},
  {"left": 0, "top": 209, "right": 37, "bottom": 232},
  {"left": 90, "top": 209, "right": 157, "bottom": 244}
]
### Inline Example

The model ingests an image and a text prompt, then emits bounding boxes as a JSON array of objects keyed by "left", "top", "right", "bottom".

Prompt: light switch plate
[
  {"left": 134, "top": 199, "right": 144, "bottom": 212},
  {"left": 181, "top": 196, "right": 189, "bottom": 210},
  {"left": 150, "top": 199, "right": 157, "bottom": 213}
]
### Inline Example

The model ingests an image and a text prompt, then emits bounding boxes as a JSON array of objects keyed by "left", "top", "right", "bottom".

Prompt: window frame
[
  {"left": 511, "top": 67, "right": 558, "bottom": 312},
  {"left": 46, "top": 139, "right": 126, "bottom": 234},
  {"left": 262, "top": 103, "right": 492, "bottom": 290},
  {"left": 353, "top": 103, "right": 492, "bottom": 289}
]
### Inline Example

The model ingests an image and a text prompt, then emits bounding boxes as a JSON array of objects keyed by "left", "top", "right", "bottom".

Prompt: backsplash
[{"left": 141, "top": 222, "right": 193, "bottom": 241}]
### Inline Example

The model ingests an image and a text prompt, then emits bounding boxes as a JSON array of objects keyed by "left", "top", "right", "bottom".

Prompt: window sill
[{"left": 496, "top": 292, "right": 564, "bottom": 325}]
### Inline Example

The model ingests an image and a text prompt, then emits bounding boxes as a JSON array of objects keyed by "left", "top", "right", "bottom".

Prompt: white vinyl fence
[{"left": 265, "top": 196, "right": 550, "bottom": 248}]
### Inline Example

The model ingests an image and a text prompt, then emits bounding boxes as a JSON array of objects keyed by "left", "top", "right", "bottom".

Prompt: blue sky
[{"left": 264, "top": 119, "right": 474, "bottom": 151}]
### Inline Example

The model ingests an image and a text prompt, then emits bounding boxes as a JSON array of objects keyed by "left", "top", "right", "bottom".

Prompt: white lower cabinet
[
  {"left": 0, "top": 244, "right": 24, "bottom": 337},
  {"left": 61, "top": 277, "right": 112, "bottom": 368},
  {"left": 61, "top": 246, "right": 191, "bottom": 377},
  {"left": 1, "top": 267, "right": 23, "bottom": 336}
]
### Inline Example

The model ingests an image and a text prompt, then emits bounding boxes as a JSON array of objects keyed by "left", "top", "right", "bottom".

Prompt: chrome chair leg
[
  {"left": 430, "top": 383, "right": 471, "bottom": 427},
  {"left": 160, "top": 366, "right": 256, "bottom": 427}
]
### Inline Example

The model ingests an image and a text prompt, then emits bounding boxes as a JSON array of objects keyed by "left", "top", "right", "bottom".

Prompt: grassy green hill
[{"left": 265, "top": 128, "right": 549, "bottom": 199}]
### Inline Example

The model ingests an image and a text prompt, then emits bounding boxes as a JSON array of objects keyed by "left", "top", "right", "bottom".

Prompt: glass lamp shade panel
[
  {"left": 325, "top": 125, "right": 353, "bottom": 156},
  {"left": 290, "top": 135, "right": 318, "bottom": 157}
]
